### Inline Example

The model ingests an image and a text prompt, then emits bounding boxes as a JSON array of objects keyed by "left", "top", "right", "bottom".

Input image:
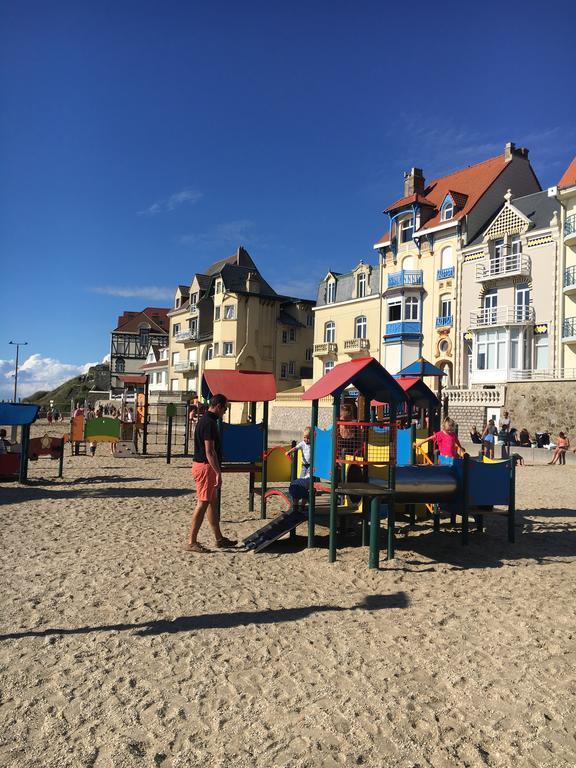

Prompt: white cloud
[
  {"left": 178, "top": 219, "right": 264, "bottom": 249},
  {"left": 138, "top": 188, "right": 203, "bottom": 216},
  {"left": 0, "top": 355, "right": 99, "bottom": 399},
  {"left": 90, "top": 285, "right": 174, "bottom": 300}
]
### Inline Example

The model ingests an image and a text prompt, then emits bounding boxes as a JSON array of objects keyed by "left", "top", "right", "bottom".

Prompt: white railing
[
  {"left": 475, "top": 254, "right": 531, "bottom": 281},
  {"left": 470, "top": 305, "right": 534, "bottom": 328},
  {"left": 314, "top": 342, "right": 338, "bottom": 355},
  {"left": 173, "top": 361, "right": 198, "bottom": 373},
  {"left": 509, "top": 368, "right": 576, "bottom": 381},
  {"left": 343, "top": 338, "right": 370, "bottom": 352},
  {"left": 175, "top": 330, "right": 198, "bottom": 342},
  {"left": 446, "top": 387, "right": 505, "bottom": 406}
]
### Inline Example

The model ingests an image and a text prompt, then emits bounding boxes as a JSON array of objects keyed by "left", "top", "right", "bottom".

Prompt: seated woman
[
  {"left": 469, "top": 426, "right": 482, "bottom": 444},
  {"left": 548, "top": 432, "right": 570, "bottom": 465},
  {"left": 518, "top": 428, "right": 532, "bottom": 447}
]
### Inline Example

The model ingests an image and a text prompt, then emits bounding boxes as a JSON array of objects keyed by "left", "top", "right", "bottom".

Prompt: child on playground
[
  {"left": 89, "top": 441, "right": 97, "bottom": 457},
  {"left": 287, "top": 427, "right": 312, "bottom": 505},
  {"left": 414, "top": 417, "right": 466, "bottom": 460}
]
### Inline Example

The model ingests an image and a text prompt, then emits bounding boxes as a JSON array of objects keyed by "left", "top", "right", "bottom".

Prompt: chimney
[
  {"left": 504, "top": 142, "right": 529, "bottom": 162},
  {"left": 246, "top": 271, "right": 260, "bottom": 294},
  {"left": 404, "top": 168, "right": 425, "bottom": 196}
]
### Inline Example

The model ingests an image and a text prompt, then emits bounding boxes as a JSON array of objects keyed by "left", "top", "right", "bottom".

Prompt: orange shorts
[{"left": 192, "top": 461, "right": 218, "bottom": 502}]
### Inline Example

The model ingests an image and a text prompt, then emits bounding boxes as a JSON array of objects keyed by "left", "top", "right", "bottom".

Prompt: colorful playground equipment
[
  {"left": 0, "top": 403, "right": 40, "bottom": 482},
  {"left": 201, "top": 369, "right": 276, "bottom": 519},
  {"left": 244, "top": 357, "right": 517, "bottom": 569}
]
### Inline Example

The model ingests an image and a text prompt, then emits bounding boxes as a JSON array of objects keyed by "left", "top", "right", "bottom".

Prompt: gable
[{"left": 483, "top": 203, "right": 531, "bottom": 241}]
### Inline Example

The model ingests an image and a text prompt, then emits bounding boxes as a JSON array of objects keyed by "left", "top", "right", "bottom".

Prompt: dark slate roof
[
  {"left": 316, "top": 264, "right": 379, "bottom": 307},
  {"left": 278, "top": 309, "right": 305, "bottom": 327},
  {"left": 467, "top": 190, "right": 560, "bottom": 247},
  {"left": 220, "top": 263, "right": 278, "bottom": 297}
]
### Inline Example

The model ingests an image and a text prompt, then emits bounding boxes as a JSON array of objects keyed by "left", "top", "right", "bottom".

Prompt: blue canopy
[
  {"left": 0, "top": 403, "right": 40, "bottom": 426},
  {"left": 397, "top": 357, "right": 446, "bottom": 378}
]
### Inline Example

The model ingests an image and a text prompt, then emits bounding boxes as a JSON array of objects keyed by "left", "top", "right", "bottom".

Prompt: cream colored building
[
  {"left": 167, "top": 247, "right": 314, "bottom": 398},
  {"left": 558, "top": 157, "right": 576, "bottom": 374},
  {"left": 459, "top": 189, "right": 561, "bottom": 386}
]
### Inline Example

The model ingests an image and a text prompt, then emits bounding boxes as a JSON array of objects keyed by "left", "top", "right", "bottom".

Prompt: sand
[{"left": 1, "top": 425, "right": 575, "bottom": 768}]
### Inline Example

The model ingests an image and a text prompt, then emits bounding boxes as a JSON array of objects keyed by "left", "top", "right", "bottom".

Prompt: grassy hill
[{"left": 22, "top": 366, "right": 109, "bottom": 412}]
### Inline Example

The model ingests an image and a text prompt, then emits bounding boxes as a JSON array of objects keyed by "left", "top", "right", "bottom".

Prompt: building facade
[
  {"left": 167, "top": 247, "right": 315, "bottom": 397},
  {"left": 558, "top": 157, "right": 576, "bottom": 375},
  {"left": 139, "top": 343, "right": 169, "bottom": 394},
  {"left": 109, "top": 308, "right": 169, "bottom": 396},
  {"left": 459, "top": 189, "right": 561, "bottom": 386}
]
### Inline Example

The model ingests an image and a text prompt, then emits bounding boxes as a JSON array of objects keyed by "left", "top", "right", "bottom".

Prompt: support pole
[
  {"left": 289, "top": 441, "right": 298, "bottom": 541},
  {"left": 260, "top": 401, "right": 269, "bottom": 519},
  {"left": 508, "top": 458, "right": 516, "bottom": 543},
  {"left": 308, "top": 399, "right": 318, "bottom": 548},
  {"left": 328, "top": 392, "right": 341, "bottom": 563},
  {"left": 184, "top": 400, "right": 191, "bottom": 457},
  {"left": 369, "top": 496, "right": 380, "bottom": 569},
  {"left": 386, "top": 402, "right": 397, "bottom": 561},
  {"left": 58, "top": 437, "right": 64, "bottom": 478},
  {"left": 19, "top": 425, "right": 30, "bottom": 484},
  {"left": 462, "top": 453, "right": 470, "bottom": 545},
  {"left": 248, "top": 402, "right": 257, "bottom": 512},
  {"left": 142, "top": 375, "right": 149, "bottom": 456},
  {"left": 166, "top": 416, "right": 173, "bottom": 464}
]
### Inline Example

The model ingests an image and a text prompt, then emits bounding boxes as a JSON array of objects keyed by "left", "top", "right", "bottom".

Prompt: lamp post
[{"left": 9, "top": 341, "right": 28, "bottom": 402}]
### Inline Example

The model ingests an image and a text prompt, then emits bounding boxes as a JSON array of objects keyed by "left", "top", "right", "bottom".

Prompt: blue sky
[{"left": 1, "top": 0, "right": 575, "bottom": 397}]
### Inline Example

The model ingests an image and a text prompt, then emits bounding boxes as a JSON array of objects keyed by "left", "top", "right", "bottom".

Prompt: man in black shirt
[{"left": 185, "top": 394, "right": 237, "bottom": 552}]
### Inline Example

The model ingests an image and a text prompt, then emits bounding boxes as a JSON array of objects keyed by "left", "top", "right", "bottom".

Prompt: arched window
[
  {"left": 441, "top": 197, "right": 454, "bottom": 221},
  {"left": 404, "top": 296, "right": 419, "bottom": 321},
  {"left": 440, "top": 245, "right": 453, "bottom": 268},
  {"left": 356, "top": 272, "right": 367, "bottom": 298},
  {"left": 354, "top": 316, "right": 367, "bottom": 339},
  {"left": 115, "top": 357, "right": 125, "bottom": 373},
  {"left": 324, "top": 321, "right": 336, "bottom": 343},
  {"left": 440, "top": 293, "right": 452, "bottom": 318},
  {"left": 326, "top": 280, "right": 336, "bottom": 303},
  {"left": 402, "top": 255, "right": 417, "bottom": 271}
]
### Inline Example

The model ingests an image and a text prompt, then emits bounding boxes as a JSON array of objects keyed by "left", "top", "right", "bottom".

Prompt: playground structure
[
  {"left": 244, "top": 357, "right": 517, "bottom": 569},
  {"left": 201, "top": 369, "right": 277, "bottom": 519},
  {"left": 0, "top": 403, "right": 51, "bottom": 482}
]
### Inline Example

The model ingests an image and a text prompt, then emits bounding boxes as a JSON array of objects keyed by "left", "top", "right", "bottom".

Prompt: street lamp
[{"left": 9, "top": 341, "right": 28, "bottom": 402}]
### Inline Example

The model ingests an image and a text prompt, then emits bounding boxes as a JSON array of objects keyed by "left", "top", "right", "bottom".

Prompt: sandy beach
[{"left": 1, "top": 427, "right": 575, "bottom": 768}]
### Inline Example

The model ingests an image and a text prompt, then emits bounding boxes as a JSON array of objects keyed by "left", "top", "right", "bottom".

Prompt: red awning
[
  {"left": 302, "top": 357, "right": 407, "bottom": 404},
  {"left": 202, "top": 370, "right": 277, "bottom": 403},
  {"left": 118, "top": 375, "right": 147, "bottom": 385}
]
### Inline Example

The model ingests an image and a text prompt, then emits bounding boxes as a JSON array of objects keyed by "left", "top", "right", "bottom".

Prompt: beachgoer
[
  {"left": 499, "top": 411, "right": 511, "bottom": 432},
  {"left": 89, "top": 441, "right": 97, "bottom": 457},
  {"left": 470, "top": 426, "right": 482, "bottom": 444},
  {"left": 0, "top": 428, "right": 12, "bottom": 453},
  {"left": 481, "top": 419, "right": 498, "bottom": 458},
  {"left": 185, "top": 394, "right": 237, "bottom": 553},
  {"left": 512, "top": 453, "right": 525, "bottom": 467},
  {"left": 415, "top": 417, "right": 466, "bottom": 460},
  {"left": 548, "top": 432, "right": 570, "bottom": 465},
  {"left": 519, "top": 428, "right": 531, "bottom": 447},
  {"left": 47, "top": 409, "right": 53, "bottom": 425}
]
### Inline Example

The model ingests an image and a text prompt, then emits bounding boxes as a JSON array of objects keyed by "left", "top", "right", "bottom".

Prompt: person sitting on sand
[
  {"left": 518, "top": 428, "right": 532, "bottom": 447},
  {"left": 548, "top": 432, "right": 570, "bottom": 465},
  {"left": 469, "top": 425, "right": 482, "bottom": 444},
  {"left": 185, "top": 394, "right": 237, "bottom": 553},
  {"left": 415, "top": 417, "right": 466, "bottom": 460}
]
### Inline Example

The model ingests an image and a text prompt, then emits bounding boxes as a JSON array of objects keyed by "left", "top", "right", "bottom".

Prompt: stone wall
[
  {"left": 269, "top": 404, "right": 332, "bottom": 443},
  {"left": 505, "top": 381, "right": 576, "bottom": 435},
  {"left": 446, "top": 406, "right": 486, "bottom": 437}
]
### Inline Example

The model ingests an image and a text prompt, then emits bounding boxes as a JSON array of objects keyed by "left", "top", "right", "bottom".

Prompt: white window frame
[
  {"left": 440, "top": 245, "right": 453, "bottom": 268},
  {"left": 215, "top": 279, "right": 223, "bottom": 294},
  {"left": 440, "top": 295, "right": 451, "bottom": 318},
  {"left": 223, "top": 342, "right": 234, "bottom": 356},
  {"left": 441, "top": 198, "right": 454, "bottom": 221},
  {"left": 223, "top": 304, "right": 235, "bottom": 320},
  {"left": 326, "top": 281, "right": 336, "bottom": 303},
  {"left": 388, "top": 298, "right": 402, "bottom": 322},
  {"left": 324, "top": 321, "right": 335, "bottom": 343},
  {"left": 206, "top": 345, "right": 214, "bottom": 361},
  {"left": 354, "top": 315, "right": 367, "bottom": 339},
  {"left": 172, "top": 323, "right": 181, "bottom": 337},
  {"left": 404, "top": 296, "right": 419, "bottom": 321},
  {"left": 400, "top": 217, "right": 414, "bottom": 243},
  {"left": 324, "top": 360, "right": 335, "bottom": 375},
  {"left": 357, "top": 272, "right": 367, "bottom": 298}
]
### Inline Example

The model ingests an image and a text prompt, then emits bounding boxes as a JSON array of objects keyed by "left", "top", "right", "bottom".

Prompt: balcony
[
  {"left": 385, "top": 321, "right": 422, "bottom": 336},
  {"left": 563, "top": 317, "right": 576, "bottom": 342},
  {"left": 469, "top": 305, "right": 535, "bottom": 328},
  {"left": 175, "top": 329, "right": 198, "bottom": 342},
  {"left": 475, "top": 254, "right": 531, "bottom": 282},
  {"left": 436, "top": 266, "right": 455, "bottom": 280},
  {"left": 565, "top": 214, "right": 576, "bottom": 246},
  {"left": 387, "top": 269, "right": 423, "bottom": 290},
  {"left": 343, "top": 338, "right": 370, "bottom": 355},
  {"left": 435, "top": 315, "right": 453, "bottom": 328},
  {"left": 564, "top": 265, "right": 576, "bottom": 295},
  {"left": 173, "top": 361, "right": 198, "bottom": 374},
  {"left": 314, "top": 342, "right": 338, "bottom": 356}
]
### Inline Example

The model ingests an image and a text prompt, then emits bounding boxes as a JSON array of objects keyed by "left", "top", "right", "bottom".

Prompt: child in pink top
[{"left": 415, "top": 418, "right": 465, "bottom": 459}]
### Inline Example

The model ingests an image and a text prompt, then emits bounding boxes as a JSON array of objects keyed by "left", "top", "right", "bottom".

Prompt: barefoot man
[{"left": 185, "top": 394, "right": 237, "bottom": 553}]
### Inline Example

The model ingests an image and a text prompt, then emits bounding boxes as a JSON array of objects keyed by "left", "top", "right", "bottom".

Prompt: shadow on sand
[
  {"left": 0, "top": 593, "right": 409, "bottom": 642},
  {"left": 0, "top": 487, "right": 190, "bottom": 505}
]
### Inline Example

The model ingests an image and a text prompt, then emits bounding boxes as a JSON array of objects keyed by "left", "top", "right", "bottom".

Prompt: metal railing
[
  {"left": 475, "top": 253, "right": 531, "bottom": 281},
  {"left": 563, "top": 317, "right": 576, "bottom": 339},
  {"left": 509, "top": 368, "right": 576, "bottom": 381},
  {"left": 387, "top": 269, "right": 423, "bottom": 289},
  {"left": 343, "top": 338, "right": 370, "bottom": 352},
  {"left": 385, "top": 321, "right": 422, "bottom": 336},
  {"left": 173, "top": 361, "right": 198, "bottom": 373},
  {"left": 565, "top": 214, "right": 576, "bottom": 239},
  {"left": 469, "top": 305, "right": 534, "bottom": 328},
  {"left": 314, "top": 342, "right": 338, "bottom": 355},
  {"left": 175, "top": 330, "right": 198, "bottom": 342},
  {"left": 436, "top": 266, "right": 455, "bottom": 280},
  {"left": 564, "top": 265, "right": 576, "bottom": 289},
  {"left": 435, "top": 315, "right": 453, "bottom": 328}
]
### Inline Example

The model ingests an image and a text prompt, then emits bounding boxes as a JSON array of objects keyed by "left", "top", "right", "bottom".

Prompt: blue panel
[
  {"left": 313, "top": 427, "right": 334, "bottom": 481},
  {"left": 0, "top": 403, "right": 40, "bottom": 426},
  {"left": 396, "top": 427, "right": 413, "bottom": 465},
  {"left": 468, "top": 459, "right": 510, "bottom": 506},
  {"left": 436, "top": 266, "right": 455, "bottom": 280},
  {"left": 385, "top": 321, "right": 422, "bottom": 336},
  {"left": 221, "top": 422, "right": 263, "bottom": 462}
]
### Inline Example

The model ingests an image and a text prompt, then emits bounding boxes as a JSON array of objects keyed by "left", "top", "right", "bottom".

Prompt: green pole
[
  {"left": 142, "top": 375, "right": 149, "bottom": 456},
  {"left": 368, "top": 495, "right": 380, "bottom": 569},
  {"left": 260, "top": 401, "right": 269, "bottom": 519},
  {"left": 508, "top": 458, "right": 516, "bottom": 543},
  {"left": 386, "top": 402, "right": 397, "bottom": 560},
  {"left": 328, "top": 392, "right": 341, "bottom": 563},
  {"left": 307, "top": 399, "right": 318, "bottom": 548},
  {"left": 362, "top": 395, "right": 372, "bottom": 547}
]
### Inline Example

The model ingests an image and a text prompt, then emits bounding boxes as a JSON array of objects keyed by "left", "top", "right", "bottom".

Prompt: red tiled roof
[
  {"left": 384, "top": 193, "right": 435, "bottom": 213},
  {"left": 558, "top": 157, "right": 576, "bottom": 189},
  {"left": 374, "top": 229, "right": 391, "bottom": 245},
  {"left": 115, "top": 307, "right": 170, "bottom": 333}
]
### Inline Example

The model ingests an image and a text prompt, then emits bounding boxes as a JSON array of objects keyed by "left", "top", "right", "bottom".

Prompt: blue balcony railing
[
  {"left": 564, "top": 265, "right": 576, "bottom": 288},
  {"left": 435, "top": 315, "right": 453, "bottom": 328},
  {"left": 565, "top": 214, "right": 576, "bottom": 238},
  {"left": 385, "top": 321, "right": 422, "bottom": 336},
  {"left": 436, "top": 266, "right": 455, "bottom": 280},
  {"left": 387, "top": 269, "right": 423, "bottom": 289},
  {"left": 563, "top": 317, "right": 576, "bottom": 339}
]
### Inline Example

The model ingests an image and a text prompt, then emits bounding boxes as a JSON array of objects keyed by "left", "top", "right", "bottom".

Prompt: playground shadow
[
  {"left": 0, "top": 593, "right": 409, "bottom": 642},
  {"left": 23, "top": 476, "right": 149, "bottom": 487},
  {"left": 0, "top": 487, "right": 191, "bottom": 505}
]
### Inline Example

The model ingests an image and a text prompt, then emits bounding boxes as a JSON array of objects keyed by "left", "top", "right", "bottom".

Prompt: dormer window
[
  {"left": 400, "top": 217, "right": 414, "bottom": 243},
  {"left": 357, "top": 272, "right": 366, "bottom": 298},
  {"left": 441, "top": 196, "right": 454, "bottom": 221},
  {"left": 327, "top": 280, "right": 336, "bottom": 303},
  {"left": 215, "top": 279, "right": 223, "bottom": 295}
]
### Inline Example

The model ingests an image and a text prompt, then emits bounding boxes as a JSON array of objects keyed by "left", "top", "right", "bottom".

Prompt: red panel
[
  {"left": 202, "top": 370, "right": 276, "bottom": 403},
  {"left": 302, "top": 358, "right": 373, "bottom": 400}
]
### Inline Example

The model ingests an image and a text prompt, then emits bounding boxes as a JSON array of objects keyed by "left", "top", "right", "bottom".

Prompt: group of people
[{"left": 469, "top": 411, "right": 537, "bottom": 458}]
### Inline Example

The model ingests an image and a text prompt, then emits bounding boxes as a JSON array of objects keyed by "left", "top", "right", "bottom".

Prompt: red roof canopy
[
  {"left": 202, "top": 370, "right": 276, "bottom": 402},
  {"left": 302, "top": 357, "right": 407, "bottom": 404}
]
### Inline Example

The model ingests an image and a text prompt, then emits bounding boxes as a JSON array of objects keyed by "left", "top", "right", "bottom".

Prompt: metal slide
[{"left": 243, "top": 509, "right": 307, "bottom": 553}]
